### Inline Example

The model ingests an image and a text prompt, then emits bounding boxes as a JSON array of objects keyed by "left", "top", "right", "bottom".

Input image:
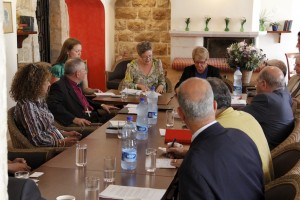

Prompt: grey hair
[
  {"left": 192, "top": 46, "right": 209, "bottom": 61},
  {"left": 64, "top": 58, "right": 84, "bottom": 75},
  {"left": 177, "top": 80, "right": 214, "bottom": 120},
  {"left": 259, "top": 68, "right": 285, "bottom": 89},
  {"left": 207, "top": 77, "right": 231, "bottom": 109},
  {"left": 265, "top": 59, "right": 287, "bottom": 77},
  {"left": 136, "top": 41, "right": 152, "bottom": 56}
]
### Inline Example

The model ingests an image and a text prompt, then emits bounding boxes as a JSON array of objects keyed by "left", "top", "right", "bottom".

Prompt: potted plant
[{"left": 269, "top": 22, "right": 280, "bottom": 31}]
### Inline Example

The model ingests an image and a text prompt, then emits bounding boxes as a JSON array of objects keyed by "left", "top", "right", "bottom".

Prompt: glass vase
[
  {"left": 240, "top": 24, "right": 244, "bottom": 32},
  {"left": 224, "top": 22, "right": 229, "bottom": 32},
  {"left": 259, "top": 20, "right": 265, "bottom": 31},
  {"left": 204, "top": 23, "right": 209, "bottom": 31},
  {"left": 185, "top": 24, "right": 189, "bottom": 31}
]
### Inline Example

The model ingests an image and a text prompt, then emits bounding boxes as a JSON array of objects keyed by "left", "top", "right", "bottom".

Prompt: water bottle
[
  {"left": 121, "top": 116, "right": 137, "bottom": 170},
  {"left": 136, "top": 97, "right": 149, "bottom": 140},
  {"left": 233, "top": 67, "right": 242, "bottom": 96},
  {"left": 147, "top": 86, "right": 158, "bottom": 125}
]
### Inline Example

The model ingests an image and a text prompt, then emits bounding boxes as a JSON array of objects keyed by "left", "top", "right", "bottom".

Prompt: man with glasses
[
  {"left": 174, "top": 46, "right": 221, "bottom": 94},
  {"left": 243, "top": 66, "right": 294, "bottom": 150}
]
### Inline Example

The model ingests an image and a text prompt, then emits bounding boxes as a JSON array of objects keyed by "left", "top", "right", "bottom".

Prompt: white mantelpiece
[{"left": 170, "top": 31, "right": 267, "bottom": 38}]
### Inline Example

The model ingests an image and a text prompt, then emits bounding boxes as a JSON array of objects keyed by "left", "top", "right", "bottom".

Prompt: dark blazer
[
  {"left": 47, "top": 76, "right": 101, "bottom": 126},
  {"left": 8, "top": 177, "right": 45, "bottom": 200},
  {"left": 174, "top": 65, "right": 221, "bottom": 90},
  {"left": 178, "top": 122, "right": 264, "bottom": 200},
  {"left": 243, "top": 88, "right": 294, "bottom": 150}
]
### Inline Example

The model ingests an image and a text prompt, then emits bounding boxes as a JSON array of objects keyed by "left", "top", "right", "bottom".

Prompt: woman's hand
[
  {"left": 62, "top": 137, "right": 79, "bottom": 147},
  {"left": 72, "top": 117, "right": 91, "bottom": 126},
  {"left": 138, "top": 84, "right": 149, "bottom": 92},
  {"left": 101, "top": 104, "right": 120, "bottom": 113},
  {"left": 156, "top": 85, "right": 164, "bottom": 93}
]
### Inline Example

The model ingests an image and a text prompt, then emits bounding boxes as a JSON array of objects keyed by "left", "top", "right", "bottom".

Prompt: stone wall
[
  {"left": 115, "top": 0, "right": 171, "bottom": 69},
  {"left": 16, "top": 0, "right": 40, "bottom": 64}
]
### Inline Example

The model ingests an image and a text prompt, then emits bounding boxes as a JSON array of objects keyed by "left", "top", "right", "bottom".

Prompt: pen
[{"left": 171, "top": 138, "right": 176, "bottom": 147}]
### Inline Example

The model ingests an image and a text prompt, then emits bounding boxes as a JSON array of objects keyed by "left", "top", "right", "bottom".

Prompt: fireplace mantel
[{"left": 170, "top": 30, "right": 267, "bottom": 38}]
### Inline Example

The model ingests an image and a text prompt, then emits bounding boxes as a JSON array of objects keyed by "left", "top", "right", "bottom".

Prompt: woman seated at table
[
  {"left": 124, "top": 41, "right": 166, "bottom": 93},
  {"left": 174, "top": 46, "right": 221, "bottom": 94},
  {"left": 51, "top": 37, "right": 100, "bottom": 94},
  {"left": 10, "top": 63, "right": 81, "bottom": 147}
]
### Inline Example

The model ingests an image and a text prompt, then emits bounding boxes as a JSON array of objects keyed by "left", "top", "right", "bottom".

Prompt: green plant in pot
[{"left": 269, "top": 22, "right": 280, "bottom": 31}]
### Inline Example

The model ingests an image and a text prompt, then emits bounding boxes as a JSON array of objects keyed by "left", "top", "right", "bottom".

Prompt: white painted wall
[
  {"left": 170, "top": 0, "right": 299, "bottom": 62},
  {"left": 1, "top": 0, "right": 13, "bottom": 198}
]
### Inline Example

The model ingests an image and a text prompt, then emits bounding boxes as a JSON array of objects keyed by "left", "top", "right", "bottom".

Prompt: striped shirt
[{"left": 14, "top": 99, "right": 64, "bottom": 147}]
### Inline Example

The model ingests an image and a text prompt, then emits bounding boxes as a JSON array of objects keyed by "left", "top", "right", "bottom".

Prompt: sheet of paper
[
  {"left": 231, "top": 99, "right": 246, "bottom": 105},
  {"left": 125, "top": 104, "right": 138, "bottom": 108},
  {"left": 109, "top": 120, "right": 126, "bottom": 127},
  {"left": 99, "top": 185, "right": 166, "bottom": 200},
  {"left": 156, "top": 158, "right": 176, "bottom": 169},
  {"left": 159, "top": 129, "right": 166, "bottom": 136},
  {"left": 29, "top": 172, "right": 44, "bottom": 178},
  {"left": 128, "top": 107, "right": 137, "bottom": 114},
  {"left": 95, "top": 92, "right": 115, "bottom": 96}
]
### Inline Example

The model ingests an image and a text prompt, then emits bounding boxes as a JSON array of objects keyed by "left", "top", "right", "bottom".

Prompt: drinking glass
[
  {"left": 103, "top": 156, "right": 116, "bottom": 183},
  {"left": 166, "top": 110, "right": 174, "bottom": 128},
  {"left": 145, "top": 148, "right": 157, "bottom": 172},
  {"left": 121, "top": 84, "right": 128, "bottom": 100},
  {"left": 85, "top": 177, "right": 100, "bottom": 200},
  {"left": 14, "top": 171, "right": 29, "bottom": 179},
  {"left": 76, "top": 143, "right": 87, "bottom": 167}
]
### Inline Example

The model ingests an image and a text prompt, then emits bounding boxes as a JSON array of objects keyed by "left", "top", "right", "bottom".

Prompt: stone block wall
[{"left": 115, "top": 0, "right": 171, "bottom": 69}]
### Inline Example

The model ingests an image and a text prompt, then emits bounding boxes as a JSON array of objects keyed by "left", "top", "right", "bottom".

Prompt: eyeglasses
[
  {"left": 194, "top": 60, "right": 207, "bottom": 65},
  {"left": 141, "top": 55, "right": 152, "bottom": 60}
]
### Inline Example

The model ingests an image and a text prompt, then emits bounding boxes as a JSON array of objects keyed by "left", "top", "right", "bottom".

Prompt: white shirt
[{"left": 191, "top": 121, "right": 217, "bottom": 142}]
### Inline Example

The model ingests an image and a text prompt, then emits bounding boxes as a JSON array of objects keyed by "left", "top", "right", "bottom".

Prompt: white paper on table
[
  {"left": 99, "top": 184, "right": 166, "bottom": 200},
  {"left": 156, "top": 158, "right": 176, "bottom": 169},
  {"left": 95, "top": 92, "right": 115, "bottom": 96},
  {"left": 231, "top": 99, "right": 246, "bottom": 105},
  {"left": 125, "top": 104, "right": 138, "bottom": 108},
  {"left": 109, "top": 120, "right": 126, "bottom": 127},
  {"left": 159, "top": 129, "right": 166, "bottom": 136},
  {"left": 128, "top": 107, "right": 137, "bottom": 114},
  {"left": 145, "top": 91, "right": 161, "bottom": 96},
  {"left": 125, "top": 89, "right": 140, "bottom": 95}
]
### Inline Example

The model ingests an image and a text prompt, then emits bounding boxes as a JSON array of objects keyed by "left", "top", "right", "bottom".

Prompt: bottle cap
[
  {"left": 127, "top": 116, "right": 133, "bottom": 121},
  {"left": 151, "top": 86, "right": 155, "bottom": 91},
  {"left": 140, "top": 97, "right": 145, "bottom": 102}
]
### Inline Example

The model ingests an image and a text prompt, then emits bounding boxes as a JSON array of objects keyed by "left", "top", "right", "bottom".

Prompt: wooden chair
[
  {"left": 106, "top": 57, "right": 133, "bottom": 90},
  {"left": 265, "top": 174, "right": 300, "bottom": 200},
  {"left": 7, "top": 107, "right": 66, "bottom": 154},
  {"left": 271, "top": 118, "right": 300, "bottom": 156},
  {"left": 285, "top": 53, "right": 300, "bottom": 80}
]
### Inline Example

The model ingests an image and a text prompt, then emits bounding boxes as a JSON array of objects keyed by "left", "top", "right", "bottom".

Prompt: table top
[
  {"left": 34, "top": 111, "right": 182, "bottom": 199},
  {"left": 93, "top": 90, "right": 175, "bottom": 106}
]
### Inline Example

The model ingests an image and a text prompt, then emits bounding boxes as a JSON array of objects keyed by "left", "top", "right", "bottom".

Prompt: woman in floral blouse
[
  {"left": 10, "top": 63, "right": 81, "bottom": 147},
  {"left": 124, "top": 41, "right": 166, "bottom": 93}
]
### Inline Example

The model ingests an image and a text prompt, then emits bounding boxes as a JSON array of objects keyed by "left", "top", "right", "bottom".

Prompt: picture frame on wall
[{"left": 3, "top": 2, "right": 13, "bottom": 33}]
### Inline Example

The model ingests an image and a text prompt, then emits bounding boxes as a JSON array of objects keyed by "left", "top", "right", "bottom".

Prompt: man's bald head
[
  {"left": 177, "top": 78, "right": 215, "bottom": 121},
  {"left": 257, "top": 66, "right": 285, "bottom": 93}
]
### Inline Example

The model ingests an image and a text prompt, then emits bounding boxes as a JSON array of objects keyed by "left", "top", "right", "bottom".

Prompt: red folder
[{"left": 165, "top": 129, "right": 192, "bottom": 144}]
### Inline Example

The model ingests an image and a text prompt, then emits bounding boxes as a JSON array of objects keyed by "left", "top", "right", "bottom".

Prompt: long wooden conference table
[{"left": 34, "top": 93, "right": 180, "bottom": 199}]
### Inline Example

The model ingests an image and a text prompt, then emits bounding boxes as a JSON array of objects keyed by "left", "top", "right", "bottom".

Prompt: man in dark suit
[
  {"left": 47, "top": 58, "right": 118, "bottom": 127},
  {"left": 165, "top": 78, "right": 264, "bottom": 199},
  {"left": 8, "top": 177, "right": 45, "bottom": 200},
  {"left": 243, "top": 66, "right": 294, "bottom": 150},
  {"left": 174, "top": 46, "right": 220, "bottom": 94}
]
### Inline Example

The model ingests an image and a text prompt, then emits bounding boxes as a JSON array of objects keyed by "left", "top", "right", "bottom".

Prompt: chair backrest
[
  {"left": 110, "top": 57, "right": 134, "bottom": 80},
  {"left": 272, "top": 143, "right": 300, "bottom": 179},
  {"left": 265, "top": 174, "right": 300, "bottom": 200},
  {"left": 285, "top": 53, "right": 300, "bottom": 80},
  {"left": 7, "top": 107, "right": 36, "bottom": 148},
  {"left": 271, "top": 118, "right": 300, "bottom": 156}
]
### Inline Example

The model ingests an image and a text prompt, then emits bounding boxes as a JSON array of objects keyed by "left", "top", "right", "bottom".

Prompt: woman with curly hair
[
  {"left": 124, "top": 41, "right": 166, "bottom": 93},
  {"left": 51, "top": 37, "right": 100, "bottom": 94},
  {"left": 10, "top": 62, "right": 81, "bottom": 147}
]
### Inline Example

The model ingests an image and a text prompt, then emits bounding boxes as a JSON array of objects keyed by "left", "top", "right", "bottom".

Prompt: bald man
[
  {"left": 243, "top": 66, "right": 294, "bottom": 150},
  {"left": 166, "top": 78, "right": 264, "bottom": 200}
]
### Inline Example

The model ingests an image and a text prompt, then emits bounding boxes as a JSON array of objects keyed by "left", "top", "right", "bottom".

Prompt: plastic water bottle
[
  {"left": 121, "top": 116, "right": 137, "bottom": 170},
  {"left": 147, "top": 86, "right": 158, "bottom": 125},
  {"left": 136, "top": 97, "right": 149, "bottom": 140},
  {"left": 233, "top": 67, "right": 242, "bottom": 96}
]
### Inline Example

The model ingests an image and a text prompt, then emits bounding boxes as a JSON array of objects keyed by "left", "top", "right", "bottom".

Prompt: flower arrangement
[
  {"left": 240, "top": 17, "right": 246, "bottom": 32},
  {"left": 185, "top": 18, "right": 191, "bottom": 31},
  {"left": 204, "top": 16, "right": 211, "bottom": 31},
  {"left": 226, "top": 41, "right": 266, "bottom": 71},
  {"left": 224, "top": 17, "right": 230, "bottom": 32}
]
